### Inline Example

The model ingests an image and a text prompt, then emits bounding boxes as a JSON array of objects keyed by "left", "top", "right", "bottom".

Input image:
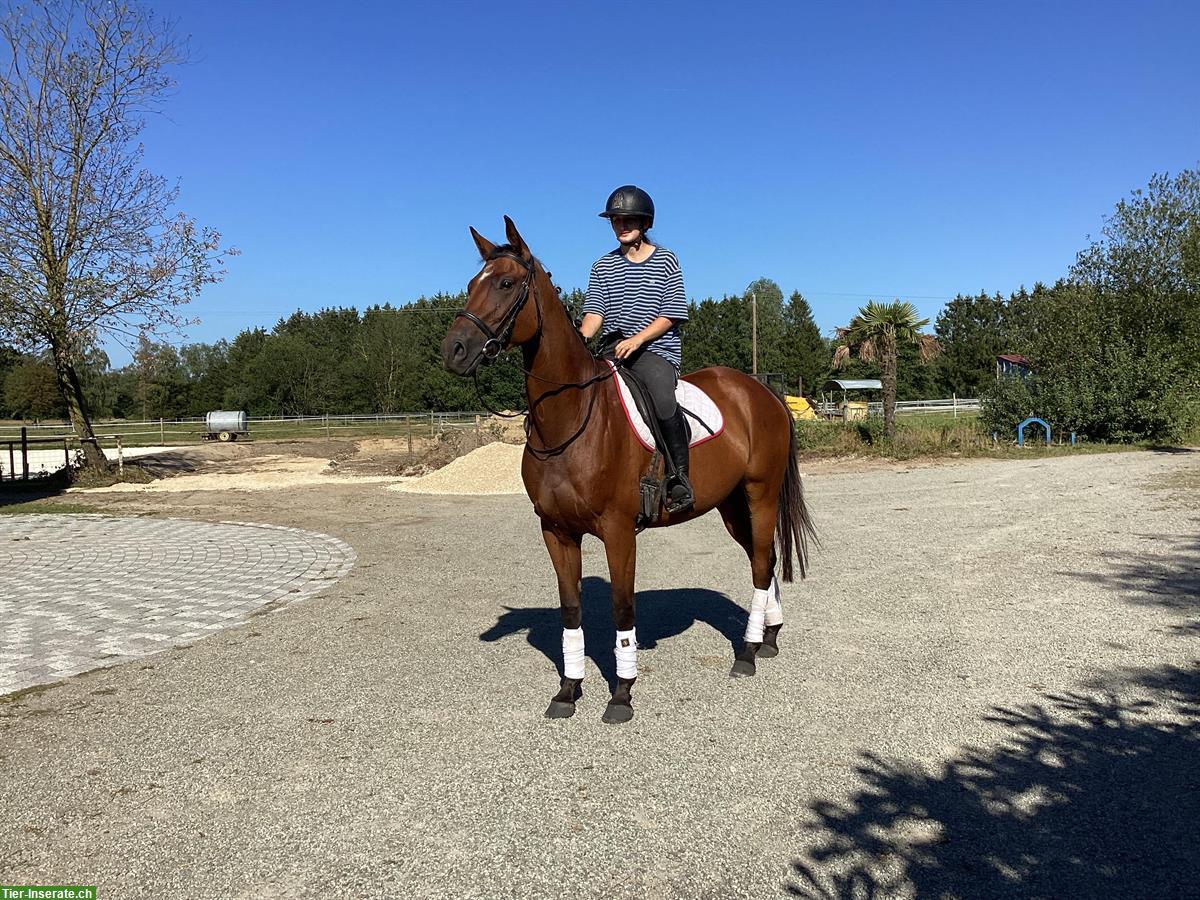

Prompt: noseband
[{"left": 454, "top": 251, "right": 541, "bottom": 364}]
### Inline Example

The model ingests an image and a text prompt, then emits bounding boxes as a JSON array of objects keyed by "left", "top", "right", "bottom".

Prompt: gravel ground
[{"left": 1, "top": 448, "right": 1197, "bottom": 899}]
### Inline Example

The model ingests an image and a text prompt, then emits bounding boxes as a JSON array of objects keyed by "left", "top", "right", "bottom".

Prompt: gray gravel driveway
[{"left": 1, "top": 449, "right": 1197, "bottom": 899}]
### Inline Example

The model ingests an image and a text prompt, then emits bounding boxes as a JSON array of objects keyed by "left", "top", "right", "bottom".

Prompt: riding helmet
[{"left": 599, "top": 185, "right": 655, "bottom": 227}]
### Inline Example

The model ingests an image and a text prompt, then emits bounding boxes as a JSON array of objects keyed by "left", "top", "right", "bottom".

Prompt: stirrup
[{"left": 665, "top": 475, "right": 694, "bottom": 514}]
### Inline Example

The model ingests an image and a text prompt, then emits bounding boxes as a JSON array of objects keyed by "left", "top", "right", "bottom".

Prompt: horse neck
[{"left": 522, "top": 266, "right": 605, "bottom": 444}]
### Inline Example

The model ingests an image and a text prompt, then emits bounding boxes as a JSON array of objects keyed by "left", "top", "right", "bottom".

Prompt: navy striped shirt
[{"left": 583, "top": 246, "right": 688, "bottom": 369}]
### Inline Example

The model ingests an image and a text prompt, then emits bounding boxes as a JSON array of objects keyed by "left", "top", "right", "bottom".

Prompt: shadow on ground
[
  {"left": 480, "top": 576, "right": 746, "bottom": 690},
  {"left": 787, "top": 662, "right": 1200, "bottom": 899},
  {"left": 790, "top": 535, "right": 1200, "bottom": 899},
  {"left": 1062, "top": 524, "right": 1200, "bottom": 636},
  {"left": 0, "top": 471, "right": 70, "bottom": 505}
]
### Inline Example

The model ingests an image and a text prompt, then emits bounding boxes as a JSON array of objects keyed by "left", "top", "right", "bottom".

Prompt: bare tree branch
[{"left": 0, "top": 0, "right": 234, "bottom": 471}]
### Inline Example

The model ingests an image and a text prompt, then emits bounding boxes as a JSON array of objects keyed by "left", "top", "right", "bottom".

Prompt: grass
[{"left": 793, "top": 416, "right": 1162, "bottom": 461}]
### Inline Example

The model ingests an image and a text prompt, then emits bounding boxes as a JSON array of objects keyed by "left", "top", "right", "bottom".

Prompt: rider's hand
[{"left": 615, "top": 336, "right": 644, "bottom": 359}]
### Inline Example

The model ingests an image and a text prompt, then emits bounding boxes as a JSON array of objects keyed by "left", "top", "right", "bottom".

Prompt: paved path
[{"left": 0, "top": 515, "right": 356, "bottom": 695}]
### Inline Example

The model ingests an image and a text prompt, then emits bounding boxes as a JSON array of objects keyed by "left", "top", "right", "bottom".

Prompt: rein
[{"left": 456, "top": 251, "right": 616, "bottom": 457}]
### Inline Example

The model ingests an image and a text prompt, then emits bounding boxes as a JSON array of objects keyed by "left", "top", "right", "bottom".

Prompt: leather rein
[{"left": 454, "top": 251, "right": 615, "bottom": 458}]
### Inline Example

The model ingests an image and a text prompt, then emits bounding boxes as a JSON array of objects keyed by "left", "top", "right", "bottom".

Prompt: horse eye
[{"left": 500, "top": 279, "right": 514, "bottom": 289}]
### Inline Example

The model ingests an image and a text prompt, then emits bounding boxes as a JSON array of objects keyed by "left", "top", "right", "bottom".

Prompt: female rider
[{"left": 578, "top": 185, "right": 693, "bottom": 513}]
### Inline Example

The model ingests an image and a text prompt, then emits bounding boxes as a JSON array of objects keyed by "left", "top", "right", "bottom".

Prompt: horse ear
[
  {"left": 470, "top": 226, "right": 496, "bottom": 260},
  {"left": 503, "top": 215, "right": 530, "bottom": 259}
]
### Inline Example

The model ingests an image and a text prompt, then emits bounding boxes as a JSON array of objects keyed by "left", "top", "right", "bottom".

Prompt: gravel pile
[{"left": 391, "top": 441, "right": 525, "bottom": 495}]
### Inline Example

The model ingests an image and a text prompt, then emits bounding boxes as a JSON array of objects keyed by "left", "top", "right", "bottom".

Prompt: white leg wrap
[
  {"left": 745, "top": 588, "right": 769, "bottom": 643},
  {"left": 765, "top": 575, "right": 783, "bottom": 627},
  {"left": 562, "top": 627, "right": 585, "bottom": 680},
  {"left": 615, "top": 628, "right": 638, "bottom": 679}
]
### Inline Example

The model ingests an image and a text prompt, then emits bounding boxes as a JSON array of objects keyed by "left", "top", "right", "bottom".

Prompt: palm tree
[{"left": 832, "top": 301, "right": 940, "bottom": 439}]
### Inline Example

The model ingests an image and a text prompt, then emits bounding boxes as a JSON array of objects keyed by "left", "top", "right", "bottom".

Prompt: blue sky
[{"left": 128, "top": 0, "right": 1200, "bottom": 366}]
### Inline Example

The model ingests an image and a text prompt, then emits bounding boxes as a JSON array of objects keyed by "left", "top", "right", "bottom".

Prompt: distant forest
[{"left": 3, "top": 168, "right": 1197, "bottom": 443}]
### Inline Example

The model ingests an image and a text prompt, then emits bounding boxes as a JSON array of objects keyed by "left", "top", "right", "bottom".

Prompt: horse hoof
[
  {"left": 730, "top": 659, "right": 757, "bottom": 678},
  {"left": 757, "top": 643, "right": 778, "bottom": 659},
  {"left": 545, "top": 700, "right": 576, "bottom": 719},
  {"left": 601, "top": 702, "right": 634, "bottom": 724}
]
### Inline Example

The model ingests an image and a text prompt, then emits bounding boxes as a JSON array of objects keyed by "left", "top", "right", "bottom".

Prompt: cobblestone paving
[{"left": 0, "top": 514, "right": 356, "bottom": 696}]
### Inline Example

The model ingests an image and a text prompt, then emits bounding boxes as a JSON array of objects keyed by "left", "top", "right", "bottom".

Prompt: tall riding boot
[{"left": 659, "top": 409, "right": 694, "bottom": 514}]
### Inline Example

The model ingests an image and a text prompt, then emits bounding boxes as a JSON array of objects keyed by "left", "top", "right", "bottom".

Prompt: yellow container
[{"left": 840, "top": 400, "right": 869, "bottom": 422}]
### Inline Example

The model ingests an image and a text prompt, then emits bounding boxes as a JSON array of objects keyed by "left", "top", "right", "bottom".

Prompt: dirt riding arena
[{"left": 1, "top": 439, "right": 1197, "bottom": 899}]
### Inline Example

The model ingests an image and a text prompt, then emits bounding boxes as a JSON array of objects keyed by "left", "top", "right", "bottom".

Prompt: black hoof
[
  {"left": 760, "top": 623, "right": 782, "bottom": 658},
  {"left": 601, "top": 702, "right": 634, "bottom": 724},
  {"left": 545, "top": 700, "right": 576, "bottom": 719},
  {"left": 730, "top": 659, "right": 757, "bottom": 678}
]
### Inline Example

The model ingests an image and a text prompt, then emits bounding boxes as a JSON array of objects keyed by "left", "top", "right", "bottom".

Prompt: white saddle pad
[{"left": 606, "top": 360, "right": 725, "bottom": 452}]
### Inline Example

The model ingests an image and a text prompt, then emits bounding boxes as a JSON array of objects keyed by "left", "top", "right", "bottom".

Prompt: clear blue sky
[{"left": 127, "top": 0, "right": 1200, "bottom": 366}]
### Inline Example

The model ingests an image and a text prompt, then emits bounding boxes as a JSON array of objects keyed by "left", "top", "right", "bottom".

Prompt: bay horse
[{"left": 442, "top": 217, "right": 816, "bottom": 724}]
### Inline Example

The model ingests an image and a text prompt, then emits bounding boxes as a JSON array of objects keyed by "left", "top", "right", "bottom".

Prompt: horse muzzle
[{"left": 442, "top": 325, "right": 500, "bottom": 377}]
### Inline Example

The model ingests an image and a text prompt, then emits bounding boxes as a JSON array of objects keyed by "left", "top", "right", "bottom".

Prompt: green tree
[
  {"left": 3, "top": 356, "right": 65, "bottom": 419},
  {"left": 833, "top": 301, "right": 940, "bottom": 438},
  {"left": 780, "top": 291, "right": 827, "bottom": 397},
  {"left": 934, "top": 291, "right": 1007, "bottom": 397}
]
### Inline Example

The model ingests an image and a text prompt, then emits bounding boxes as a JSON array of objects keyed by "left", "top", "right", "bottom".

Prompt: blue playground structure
[{"left": 1017, "top": 417, "right": 1051, "bottom": 447}]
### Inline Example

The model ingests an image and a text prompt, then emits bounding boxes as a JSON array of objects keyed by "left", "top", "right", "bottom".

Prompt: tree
[
  {"left": 780, "top": 291, "right": 827, "bottom": 397},
  {"left": 3, "top": 355, "right": 64, "bottom": 418},
  {"left": 934, "top": 291, "right": 1007, "bottom": 397},
  {"left": 833, "top": 301, "right": 940, "bottom": 439},
  {"left": 0, "top": 0, "right": 233, "bottom": 471}
]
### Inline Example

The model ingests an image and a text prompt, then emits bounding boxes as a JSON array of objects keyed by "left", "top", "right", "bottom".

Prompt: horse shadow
[{"left": 480, "top": 576, "right": 746, "bottom": 691}]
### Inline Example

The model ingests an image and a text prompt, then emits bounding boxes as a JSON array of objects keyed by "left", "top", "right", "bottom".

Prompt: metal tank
[{"left": 205, "top": 410, "right": 248, "bottom": 442}]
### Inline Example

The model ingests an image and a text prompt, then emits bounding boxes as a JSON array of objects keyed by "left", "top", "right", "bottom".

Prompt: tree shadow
[
  {"left": 787, "top": 662, "right": 1200, "bottom": 899},
  {"left": 480, "top": 576, "right": 746, "bottom": 691},
  {"left": 131, "top": 450, "right": 206, "bottom": 477},
  {"left": 0, "top": 470, "right": 70, "bottom": 504},
  {"left": 1059, "top": 525, "right": 1200, "bottom": 631}
]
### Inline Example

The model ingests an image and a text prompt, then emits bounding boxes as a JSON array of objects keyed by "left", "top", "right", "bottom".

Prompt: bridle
[
  {"left": 454, "top": 251, "right": 541, "bottom": 366},
  {"left": 454, "top": 250, "right": 616, "bottom": 457}
]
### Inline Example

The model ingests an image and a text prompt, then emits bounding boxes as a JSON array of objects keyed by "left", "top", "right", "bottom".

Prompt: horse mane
[{"left": 482, "top": 244, "right": 542, "bottom": 268}]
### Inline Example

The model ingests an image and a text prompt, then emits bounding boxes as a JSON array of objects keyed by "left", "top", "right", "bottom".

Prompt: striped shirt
[{"left": 583, "top": 246, "right": 688, "bottom": 369}]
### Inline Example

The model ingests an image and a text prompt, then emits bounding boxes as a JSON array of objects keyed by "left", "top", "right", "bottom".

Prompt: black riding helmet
[{"left": 599, "top": 185, "right": 654, "bottom": 228}]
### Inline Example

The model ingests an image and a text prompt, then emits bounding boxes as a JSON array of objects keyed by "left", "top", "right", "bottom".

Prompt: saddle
[{"left": 596, "top": 333, "right": 724, "bottom": 528}]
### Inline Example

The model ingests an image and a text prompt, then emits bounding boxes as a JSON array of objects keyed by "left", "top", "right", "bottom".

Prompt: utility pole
[{"left": 751, "top": 291, "right": 758, "bottom": 375}]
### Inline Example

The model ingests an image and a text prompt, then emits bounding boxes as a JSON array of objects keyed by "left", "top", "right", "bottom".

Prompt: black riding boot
[{"left": 659, "top": 409, "right": 694, "bottom": 514}]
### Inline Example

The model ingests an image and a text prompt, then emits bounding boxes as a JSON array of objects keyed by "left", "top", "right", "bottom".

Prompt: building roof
[
  {"left": 823, "top": 379, "right": 883, "bottom": 391},
  {"left": 997, "top": 353, "right": 1030, "bottom": 365}
]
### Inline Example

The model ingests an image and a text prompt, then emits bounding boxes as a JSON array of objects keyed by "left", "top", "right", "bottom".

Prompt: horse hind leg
[
  {"left": 718, "top": 486, "right": 782, "bottom": 677},
  {"left": 758, "top": 575, "right": 784, "bottom": 658}
]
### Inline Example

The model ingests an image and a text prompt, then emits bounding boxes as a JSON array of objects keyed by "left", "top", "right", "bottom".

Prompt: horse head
[{"left": 442, "top": 216, "right": 543, "bottom": 376}]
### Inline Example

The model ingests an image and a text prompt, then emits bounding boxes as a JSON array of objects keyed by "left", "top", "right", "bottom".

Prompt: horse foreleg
[
  {"left": 601, "top": 527, "right": 638, "bottom": 724},
  {"left": 541, "top": 523, "right": 584, "bottom": 719}
]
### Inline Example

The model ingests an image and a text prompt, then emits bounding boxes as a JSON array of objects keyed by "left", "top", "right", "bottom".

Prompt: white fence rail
[
  {"left": 2, "top": 397, "right": 982, "bottom": 449},
  {"left": 814, "top": 398, "right": 980, "bottom": 417},
  {"left": 0, "top": 411, "right": 490, "bottom": 444}
]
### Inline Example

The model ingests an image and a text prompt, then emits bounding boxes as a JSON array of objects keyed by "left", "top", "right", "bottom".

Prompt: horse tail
[{"left": 776, "top": 413, "right": 819, "bottom": 582}]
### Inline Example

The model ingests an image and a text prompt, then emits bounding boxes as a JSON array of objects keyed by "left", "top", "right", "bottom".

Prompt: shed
[
  {"left": 996, "top": 354, "right": 1032, "bottom": 378},
  {"left": 821, "top": 379, "right": 882, "bottom": 422}
]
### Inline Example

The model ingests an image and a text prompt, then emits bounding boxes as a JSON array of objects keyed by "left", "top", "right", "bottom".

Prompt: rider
[{"left": 579, "top": 185, "right": 694, "bottom": 514}]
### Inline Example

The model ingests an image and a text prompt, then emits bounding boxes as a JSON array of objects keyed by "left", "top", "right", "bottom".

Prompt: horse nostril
[{"left": 453, "top": 341, "right": 466, "bottom": 361}]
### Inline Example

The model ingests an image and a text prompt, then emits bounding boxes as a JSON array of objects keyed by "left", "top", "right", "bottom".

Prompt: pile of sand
[
  {"left": 390, "top": 441, "right": 525, "bottom": 495},
  {"left": 75, "top": 455, "right": 408, "bottom": 493}
]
